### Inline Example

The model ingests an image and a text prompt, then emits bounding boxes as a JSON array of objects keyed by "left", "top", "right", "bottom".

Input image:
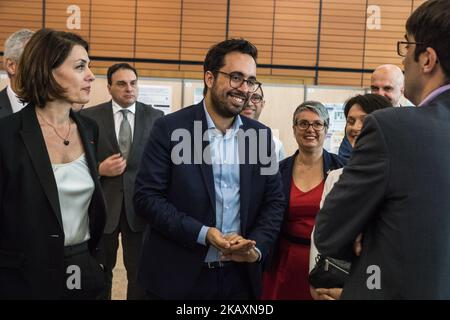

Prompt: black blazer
[
  {"left": 134, "top": 102, "right": 286, "bottom": 299},
  {"left": 315, "top": 89, "right": 450, "bottom": 299},
  {"left": 0, "top": 104, "right": 106, "bottom": 299},
  {"left": 0, "top": 87, "right": 13, "bottom": 119},
  {"left": 82, "top": 101, "right": 163, "bottom": 233}
]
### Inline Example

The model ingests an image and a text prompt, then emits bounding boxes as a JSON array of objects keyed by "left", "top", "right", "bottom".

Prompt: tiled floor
[{"left": 111, "top": 239, "right": 127, "bottom": 300}]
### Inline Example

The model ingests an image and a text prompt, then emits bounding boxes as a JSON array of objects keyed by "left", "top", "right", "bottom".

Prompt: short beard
[{"left": 210, "top": 88, "right": 244, "bottom": 118}]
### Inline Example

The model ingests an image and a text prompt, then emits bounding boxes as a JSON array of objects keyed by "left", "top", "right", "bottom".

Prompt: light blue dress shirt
[{"left": 197, "top": 103, "right": 242, "bottom": 262}]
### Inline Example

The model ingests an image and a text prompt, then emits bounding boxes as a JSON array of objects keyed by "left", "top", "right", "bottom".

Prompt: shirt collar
[
  {"left": 112, "top": 100, "right": 136, "bottom": 114},
  {"left": 202, "top": 100, "right": 243, "bottom": 135},
  {"left": 6, "top": 85, "right": 24, "bottom": 106},
  {"left": 418, "top": 84, "right": 450, "bottom": 107}
]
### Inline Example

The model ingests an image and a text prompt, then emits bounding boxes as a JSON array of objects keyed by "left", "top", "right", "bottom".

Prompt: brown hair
[{"left": 15, "top": 28, "right": 89, "bottom": 108}]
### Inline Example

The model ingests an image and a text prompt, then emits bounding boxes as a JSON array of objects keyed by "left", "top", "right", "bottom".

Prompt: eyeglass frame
[
  {"left": 216, "top": 71, "right": 262, "bottom": 93},
  {"left": 249, "top": 92, "right": 264, "bottom": 104},
  {"left": 294, "top": 120, "right": 327, "bottom": 131},
  {"left": 397, "top": 41, "right": 426, "bottom": 57}
]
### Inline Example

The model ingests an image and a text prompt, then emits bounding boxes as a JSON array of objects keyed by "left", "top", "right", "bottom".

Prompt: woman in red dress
[{"left": 261, "top": 101, "right": 345, "bottom": 300}]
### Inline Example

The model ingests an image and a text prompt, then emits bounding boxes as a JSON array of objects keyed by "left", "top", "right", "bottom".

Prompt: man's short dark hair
[
  {"left": 344, "top": 94, "right": 392, "bottom": 118},
  {"left": 107, "top": 63, "right": 138, "bottom": 85},
  {"left": 406, "top": 0, "right": 450, "bottom": 79},
  {"left": 203, "top": 39, "right": 258, "bottom": 96},
  {"left": 16, "top": 28, "right": 89, "bottom": 108}
]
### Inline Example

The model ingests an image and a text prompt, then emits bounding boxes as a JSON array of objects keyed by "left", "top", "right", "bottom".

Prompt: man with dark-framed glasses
[
  {"left": 241, "top": 86, "right": 286, "bottom": 161},
  {"left": 315, "top": 0, "right": 450, "bottom": 299}
]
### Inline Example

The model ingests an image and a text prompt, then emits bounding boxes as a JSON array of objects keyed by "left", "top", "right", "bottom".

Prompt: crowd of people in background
[{"left": 0, "top": 0, "right": 449, "bottom": 300}]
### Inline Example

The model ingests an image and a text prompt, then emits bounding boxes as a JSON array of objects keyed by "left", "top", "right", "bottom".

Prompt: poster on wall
[
  {"left": 138, "top": 85, "right": 172, "bottom": 114},
  {"left": 324, "top": 103, "right": 346, "bottom": 154}
]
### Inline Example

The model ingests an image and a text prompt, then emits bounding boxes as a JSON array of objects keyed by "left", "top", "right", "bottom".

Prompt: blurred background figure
[
  {"left": 240, "top": 86, "right": 285, "bottom": 161},
  {"left": 0, "top": 29, "right": 34, "bottom": 118}
]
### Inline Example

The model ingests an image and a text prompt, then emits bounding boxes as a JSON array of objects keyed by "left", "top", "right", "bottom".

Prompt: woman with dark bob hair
[{"left": 0, "top": 28, "right": 106, "bottom": 299}]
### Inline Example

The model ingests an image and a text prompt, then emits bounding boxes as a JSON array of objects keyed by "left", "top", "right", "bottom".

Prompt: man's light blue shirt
[{"left": 197, "top": 102, "right": 242, "bottom": 262}]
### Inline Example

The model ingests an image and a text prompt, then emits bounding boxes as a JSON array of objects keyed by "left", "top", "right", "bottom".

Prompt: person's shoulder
[
  {"left": 75, "top": 111, "right": 98, "bottom": 129},
  {"left": 136, "top": 101, "right": 164, "bottom": 116},
  {"left": 279, "top": 153, "right": 295, "bottom": 170},
  {"left": 161, "top": 103, "right": 198, "bottom": 122},
  {"left": 82, "top": 101, "right": 111, "bottom": 114},
  {"left": 328, "top": 168, "right": 344, "bottom": 181},
  {"left": 240, "top": 115, "right": 269, "bottom": 130},
  {"left": 0, "top": 110, "right": 21, "bottom": 132}
]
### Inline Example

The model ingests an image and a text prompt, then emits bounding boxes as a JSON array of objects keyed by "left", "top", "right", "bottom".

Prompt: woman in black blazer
[{"left": 0, "top": 29, "right": 106, "bottom": 299}]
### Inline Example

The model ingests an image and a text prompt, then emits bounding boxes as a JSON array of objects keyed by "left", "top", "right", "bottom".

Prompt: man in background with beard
[{"left": 134, "top": 39, "right": 285, "bottom": 299}]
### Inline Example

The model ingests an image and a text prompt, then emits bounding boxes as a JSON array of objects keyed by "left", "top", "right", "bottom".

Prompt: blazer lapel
[
  {"left": 282, "top": 153, "right": 296, "bottom": 209},
  {"left": 194, "top": 103, "right": 216, "bottom": 214},
  {"left": 19, "top": 105, "right": 63, "bottom": 231},
  {"left": 238, "top": 123, "right": 252, "bottom": 234},
  {"left": 128, "top": 102, "right": 144, "bottom": 164},
  {"left": 105, "top": 101, "right": 120, "bottom": 153}
]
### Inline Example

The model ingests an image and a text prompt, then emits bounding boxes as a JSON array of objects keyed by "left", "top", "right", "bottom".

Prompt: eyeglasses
[
  {"left": 217, "top": 71, "right": 262, "bottom": 93},
  {"left": 249, "top": 93, "right": 264, "bottom": 104},
  {"left": 397, "top": 41, "right": 425, "bottom": 57},
  {"left": 294, "top": 120, "right": 326, "bottom": 131}
]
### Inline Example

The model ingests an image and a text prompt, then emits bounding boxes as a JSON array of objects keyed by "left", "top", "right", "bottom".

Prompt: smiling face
[
  {"left": 52, "top": 45, "right": 95, "bottom": 105},
  {"left": 206, "top": 51, "right": 257, "bottom": 118},
  {"left": 370, "top": 67, "right": 404, "bottom": 107},
  {"left": 345, "top": 103, "right": 367, "bottom": 147},
  {"left": 293, "top": 110, "right": 327, "bottom": 152},
  {"left": 241, "top": 87, "right": 264, "bottom": 120},
  {"left": 108, "top": 68, "right": 138, "bottom": 108}
]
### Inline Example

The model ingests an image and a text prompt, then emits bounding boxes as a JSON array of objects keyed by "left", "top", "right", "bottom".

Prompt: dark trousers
[
  {"left": 97, "top": 203, "right": 145, "bottom": 300},
  {"left": 62, "top": 242, "right": 105, "bottom": 300},
  {"left": 146, "top": 263, "right": 252, "bottom": 300}
]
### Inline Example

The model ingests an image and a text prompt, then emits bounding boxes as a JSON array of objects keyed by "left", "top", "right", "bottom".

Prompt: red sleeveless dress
[{"left": 261, "top": 179, "right": 325, "bottom": 300}]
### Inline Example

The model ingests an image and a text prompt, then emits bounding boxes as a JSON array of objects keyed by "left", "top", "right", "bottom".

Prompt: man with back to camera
[
  {"left": 0, "top": 29, "right": 34, "bottom": 118},
  {"left": 315, "top": 0, "right": 450, "bottom": 299},
  {"left": 134, "top": 39, "right": 285, "bottom": 299},
  {"left": 82, "top": 63, "right": 163, "bottom": 299}
]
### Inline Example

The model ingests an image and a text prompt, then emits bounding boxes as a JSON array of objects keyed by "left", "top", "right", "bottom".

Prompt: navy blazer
[
  {"left": 0, "top": 104, "right": 106, "bottom": 299},
  {"left": 315, "top": 89, "right": 450, "bottom": 299},
  {"left": 134, "top": 102, "right": 285, "bottom": 299}
]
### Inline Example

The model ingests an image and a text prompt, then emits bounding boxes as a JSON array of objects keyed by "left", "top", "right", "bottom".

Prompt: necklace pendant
[{"left": 63, "top": 140, "right": 70, "bottom": 146}]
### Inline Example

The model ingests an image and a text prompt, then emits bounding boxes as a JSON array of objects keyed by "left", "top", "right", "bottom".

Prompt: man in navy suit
[
  {"left": 315, "top": 0, "right": 450, "bottom": 299},
  {"left": 0, "top": 29, "right": 34, "bottom": 118},
  {"left": 134, "top": 39, "right": 285, "bottom": 299}
]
